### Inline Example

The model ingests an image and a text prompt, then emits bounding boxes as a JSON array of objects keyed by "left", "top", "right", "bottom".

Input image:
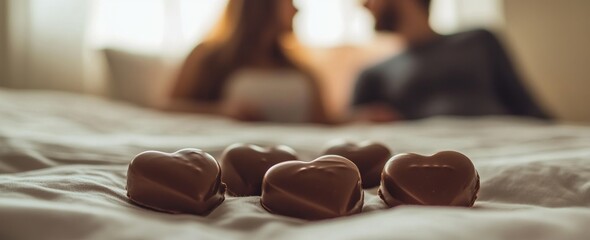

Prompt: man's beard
[{"left": 374, "top": 6, "right": 401, "bottom": 32}]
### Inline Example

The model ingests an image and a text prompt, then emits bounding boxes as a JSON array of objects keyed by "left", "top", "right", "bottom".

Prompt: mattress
[{"left": 1, "top": 89, "right": 590, "bottom": 240}]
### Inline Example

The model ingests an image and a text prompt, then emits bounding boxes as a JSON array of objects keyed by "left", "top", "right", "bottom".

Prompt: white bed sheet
[{"left": 1, "top": 89, "right": 590, "bottom": 240}]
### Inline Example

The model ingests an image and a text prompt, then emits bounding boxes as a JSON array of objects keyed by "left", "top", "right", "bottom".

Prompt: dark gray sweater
[{"left": 352, "top": 29, "right": 549, "bottom": 120}]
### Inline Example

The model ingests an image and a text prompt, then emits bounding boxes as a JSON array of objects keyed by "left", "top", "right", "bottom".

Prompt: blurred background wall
[
  {"left": 503, "top": 0, "right": 590, "bottom": 122},
  {"left": 0, "top": 0, "right": 589, "bottom": 122}
]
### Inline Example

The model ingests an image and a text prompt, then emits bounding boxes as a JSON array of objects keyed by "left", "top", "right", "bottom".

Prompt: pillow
[{"left": 102, "top": 48, "right": 179, "bottom": 107}]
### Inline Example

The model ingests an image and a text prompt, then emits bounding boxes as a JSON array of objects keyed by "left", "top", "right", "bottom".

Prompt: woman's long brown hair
[{"left": 185, "top": 0, "right": 299, "bottom": 101}]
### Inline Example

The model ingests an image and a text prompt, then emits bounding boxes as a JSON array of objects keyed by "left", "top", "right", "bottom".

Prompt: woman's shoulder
[{"left": 185, "top": 42, "right": 232, "bottom": 68}]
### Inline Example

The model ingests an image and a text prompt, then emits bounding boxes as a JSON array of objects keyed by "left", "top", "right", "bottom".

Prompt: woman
[
  {"left": 168, "top": 0, "right": 328, "bottom": 123},
  {"left": 353, "top": 0, "right": 550, "bottom": 122}
]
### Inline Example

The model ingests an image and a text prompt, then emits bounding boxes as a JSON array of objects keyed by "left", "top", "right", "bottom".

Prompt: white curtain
[
  {"left": 87, "top": 0, "right": 231, "bottom": 57},
  {"left": 86, "top": 0, "right": 504, "bottom": 53},
  {"left": 86, "top": 0, "right": 378, "bottom": 54}
]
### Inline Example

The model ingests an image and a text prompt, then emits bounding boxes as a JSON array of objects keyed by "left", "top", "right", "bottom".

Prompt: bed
[{"left": 1, "top": 88, "right": 590, "bottom": 240}]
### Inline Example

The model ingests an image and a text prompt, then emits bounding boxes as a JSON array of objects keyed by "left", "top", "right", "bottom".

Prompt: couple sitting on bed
[{"left": 167, "top": 0, "right": 549, "bottom": 124}]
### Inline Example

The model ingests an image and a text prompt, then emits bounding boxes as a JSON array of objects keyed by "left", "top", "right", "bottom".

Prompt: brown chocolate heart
[
  {"left": 323, "top": 141, "right": 391, "bottom": 188},
  {"left": 379, "top": 151, "right": 479, "bottom": 207},
  {"left": 220, "top": 143, "right": 298, "bottom": 196},
  {"left": 126, "top": 149, "right": 226, "bottom": 215},
  {"left": 261, "top": 155, "right": 364, "bottom": 220}
]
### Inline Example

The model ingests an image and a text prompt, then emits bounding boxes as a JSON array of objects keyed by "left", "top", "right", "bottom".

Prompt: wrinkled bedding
[{"left": 1, "top": 89, "right": 590, "bottom": 240}]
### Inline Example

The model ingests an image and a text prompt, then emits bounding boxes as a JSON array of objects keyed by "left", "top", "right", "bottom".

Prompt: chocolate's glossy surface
[
  {"left": 323, "top": 141, "right": 391, "bottom": 188},
  {"left": 126, "top": 149, "right": 226, "bottom": 215},
  {"left": 379, "top": 151, "right": 480, "bottom": 207},
  {"left": 220, "top": 144, "right": 298, "bottom": 196},
  {"left": 261, "top": 155, "right": 364, "bottom": 220}
]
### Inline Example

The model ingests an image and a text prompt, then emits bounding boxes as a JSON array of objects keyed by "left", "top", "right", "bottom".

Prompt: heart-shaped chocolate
[
  {"left": 220, "top": 143, "right": 298, "bottom": 196},
  {"left": 379, "top": 151, "right": 480, "bottom": 207},
  {"left": 261, "top": 155, "right": 364, "bottom": 220},
  {"left": 126, "top": 149, "right": 226, "bottom": 215},
  {"left": 323, "top": 141, "right": 391, "bottom": 188}
]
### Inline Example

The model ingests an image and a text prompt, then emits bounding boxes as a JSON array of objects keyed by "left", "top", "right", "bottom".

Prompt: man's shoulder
[
  {"left": 448, "top": 28, "right": 500, "bottom": 45},
  {"left": 364, "top": 53, "right": 406, "bottom": 74}
]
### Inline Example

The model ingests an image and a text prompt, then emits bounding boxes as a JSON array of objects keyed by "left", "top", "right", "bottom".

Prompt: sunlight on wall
[
  {"left": 88, "top": 0, "right": 165, "bottom": 52},
  {"left": 294, "top": 0, "right": 374, "bottom": 47},
  {"left": 430, "top": 0, "right": 460, "bottom": 34},
  {"left": 458, "top": 0, "right": 504, "bottom": 29},
  {"left": 430, "top": 0, "right": 504, "bottom": 34},
  {"left": 175, "top": 0, "right": 228, "bottom": 52}
]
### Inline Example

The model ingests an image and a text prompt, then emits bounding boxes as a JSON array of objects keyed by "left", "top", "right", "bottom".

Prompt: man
[{"left": 353, "top": 0, "right": 549, "bottom": 121}]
